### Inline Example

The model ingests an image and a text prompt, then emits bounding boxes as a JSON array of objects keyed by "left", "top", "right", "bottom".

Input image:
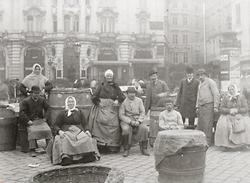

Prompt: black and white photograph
[{"left": 0, "top": 0, "right": 250, "bottom": 182}]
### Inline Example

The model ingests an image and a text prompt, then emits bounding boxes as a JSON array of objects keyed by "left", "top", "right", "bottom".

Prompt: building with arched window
[{"left": 0, "top": 0, "right": 203, "bottom": 84}]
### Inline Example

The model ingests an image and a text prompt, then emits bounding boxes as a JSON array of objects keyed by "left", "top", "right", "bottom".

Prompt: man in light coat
[{"left": 196, "top": 69, "right": 220, "bottom": 146}]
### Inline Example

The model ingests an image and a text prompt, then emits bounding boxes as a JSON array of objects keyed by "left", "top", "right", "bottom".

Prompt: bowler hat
[
  {"left": 185, "top": 66, "right": 194, "bottom": 74},
  {"left": 126, "top": 86, "right": 137, "bottom": 93},
  {"left": 30, "top": 85, "right": 40, "bottom": 93}
]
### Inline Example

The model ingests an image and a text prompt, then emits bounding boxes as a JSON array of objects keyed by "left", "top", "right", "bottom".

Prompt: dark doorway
[
  {"left": 24, "top": 47, "right": 45, "bottom": 77},
  {"left": 63, "top": 47, "right": 80, "bottom": 82}
]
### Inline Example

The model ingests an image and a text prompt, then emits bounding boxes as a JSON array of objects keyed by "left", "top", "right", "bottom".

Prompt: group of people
[
  {"left": 2, "top": 62, "right": 250, "bottom": 167},
  {"left": 175, "top": 66, "right": 250, "bottom": 149}
]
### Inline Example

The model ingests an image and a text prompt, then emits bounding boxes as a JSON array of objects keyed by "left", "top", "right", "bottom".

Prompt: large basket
[{"left": 29, "top": 165, "right": 124, "bottom": 183}]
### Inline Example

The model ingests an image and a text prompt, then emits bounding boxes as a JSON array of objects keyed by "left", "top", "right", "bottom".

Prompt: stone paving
[{"left": 1, "top": 146, "right": 250, "bottom": 183}]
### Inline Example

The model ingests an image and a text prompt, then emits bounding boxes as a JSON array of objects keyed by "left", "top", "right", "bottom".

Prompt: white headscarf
[
  {"left": 104, "top": 69, "right": 113, "bottom": 77},
  {"left": 228, "top": 84, "right": 240, "bottom": 100},
  {"left": 22, "top": 63, "right": 48, "bottom": 91},
  {"left": 65, "top": 96, "right": 78, "bottom": 117}
]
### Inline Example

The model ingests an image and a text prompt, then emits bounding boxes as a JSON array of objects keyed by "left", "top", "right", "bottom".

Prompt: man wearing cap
[
  {"left": 145, "top": 68, "right": 169, "bottom": 113},
  {"left": 196, "top": 69, "right": 220, "bottom": 146},
  {"left": 119, "top": 87, "right": 149, "bottom": 157},
  {"left": 176, "top": 66, "right": 199, "bottom": 129},
  {"left": 19, "top": 85, "right": 52, "bottom": 156},
  {"left": 145, "top": 68, "right": 169, "bottom": 147}
]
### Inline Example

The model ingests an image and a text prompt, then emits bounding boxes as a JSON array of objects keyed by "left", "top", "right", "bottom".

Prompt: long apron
[{"left": 88, "top": 98, "right": 121, "bottom": 147}]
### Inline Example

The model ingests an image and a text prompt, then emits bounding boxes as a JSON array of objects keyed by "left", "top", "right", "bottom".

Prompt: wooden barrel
[
  {"left": 0, "top": 106, "right": 17, "bottom": 151},
  {"left": 154, "top": 130, "right": 207, "bottom": 183},
  {"left": 48, "top": 88, "right": 93, "bottom": 124},
  {"left": 149, "top": 107, "right": 165, "bottom": 147}
]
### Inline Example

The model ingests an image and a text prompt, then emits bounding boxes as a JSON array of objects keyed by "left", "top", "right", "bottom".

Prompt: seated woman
[
  {"left": 215, "top": 84, "right": 250, "bottom": 150},
  {"left": 51, "top": 96, "right": 100, "bottom": 166}
]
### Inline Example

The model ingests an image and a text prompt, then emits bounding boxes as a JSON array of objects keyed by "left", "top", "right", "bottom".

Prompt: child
[{"left": 159, "top": 98, "right": 184, "bottom": 130}]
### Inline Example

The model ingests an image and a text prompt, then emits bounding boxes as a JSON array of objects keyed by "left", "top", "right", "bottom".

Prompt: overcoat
[{"left": 176, "top": 78, "right": 199, "bottom": 119}]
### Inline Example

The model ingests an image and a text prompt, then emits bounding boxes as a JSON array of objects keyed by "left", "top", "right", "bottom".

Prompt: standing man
[
  {"left": 175, "top": 66, "right": 199, "bottom": 129},
  {"left": 196, "top": 69, "right": 220, "bottom": 146},
  {"left": 145, "top": 68, "right": 169, "bottom": 147},
  {"left": 119, "top": 87, "right": 149, "bottom": 157},
  {"left": 145, "top": 68, "right": 169, "bottom": 113}
]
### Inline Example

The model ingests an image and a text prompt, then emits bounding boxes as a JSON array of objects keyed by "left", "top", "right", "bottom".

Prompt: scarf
[
  {"left": 65, "top": 96, "right": 78, "bottom": 117},
  {"left": 22, "top": 63, "right": 48, "bottom": 91},
  {"left": 228, "top": 84, "right": 240, "bottom": 102}
]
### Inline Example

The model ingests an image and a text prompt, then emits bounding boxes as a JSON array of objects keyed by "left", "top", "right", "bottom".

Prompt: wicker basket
[{"left": 29, "top": 165, "right": 124, "bottom": 183}]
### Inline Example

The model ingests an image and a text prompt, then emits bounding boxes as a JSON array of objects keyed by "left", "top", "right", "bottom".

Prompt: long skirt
[
  {"left": 88, "top": 98, "right": 121, "bottom": 147},
  {"left": 27, "top": 119, "right": 52, "bottom": 141},
  {"left": 52, "top": 125, "right": 100, "bottom": 165},
  {"left": 215, "top": 114, "right": 250, "bottom": 148},
  {"left": 197, "top": 103, "right": 214, "bottom": 145}
]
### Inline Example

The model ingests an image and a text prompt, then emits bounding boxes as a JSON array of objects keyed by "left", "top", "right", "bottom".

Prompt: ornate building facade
[{"left": 0, "top": 0, "right": 166, "bottom": 84}]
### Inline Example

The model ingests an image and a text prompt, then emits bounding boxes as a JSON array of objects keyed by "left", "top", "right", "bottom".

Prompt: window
[
  {"left": 183, "top": 34, "right": 188, "bottom": 44},
  {"left": 139, "top": 18, "right": 147, "bottom": 33},
  {"left": 156, "top": 45, "right": 164, "bottom": 56},
  {"left": 183, "top": 15, "right": 187, "bottom": 25},
  {"left": 85, "top": 16, "right": 90, "bottom": 33},
  {"left": 195, "top": 32, "right": 199, "bottom": 42},
  {"left": 56, "top": 70, "right": 62, "bottom": 78},
  {"left": 139, "top": 0, "right": 147, "bottom": 10},
  {"left": 173, "top": 53, "right": 178, "bottom": 64},
  {"left": 173, "top": 16, "right": 178, "bottom": 25},
  {"left": 87, "top": 47, "right": 91, "bottom": 57},
  {"left": 52, "top": 46, "right": 56, "bottom": 56},
  {"left": 100, "top": 17, "right": 115, "bottom": 33},
  {"left": 64, "top": 15, "right": 70, "bottom": 32},
  {"left": 81, "top": 69, "right": 86, "bottom": 78},
  {"left": 172, "top": 2, "right": 177, "bottom": 9},
  {"left": 183, "top": 2, "right": 187, "bottom": 9},
  {"left": 52, "top": 0, "right": 57, "bottom": 6},
  {"left": 73, "top": 15, "right": 79, "bottom": 32},
  {"left": 195, "top": 17, "right": 199, "bottom": 28},
  {"left": 173, "top": 34, "right": 178, "bottom": 44},
  {"left": 36, "top": 16, "right": 42, "bottom": 31},
  {"left": 235, "top": 3, "right": 241, "bottom": 25},
  {"left": 27, "top": 15, "right": 34, "bottom": 31},
  {"left": 53, "top": 15, "right": 57, "bottom": 32},
  {"left": 184, "top": 52, "right": 188, "bottom": 63}
]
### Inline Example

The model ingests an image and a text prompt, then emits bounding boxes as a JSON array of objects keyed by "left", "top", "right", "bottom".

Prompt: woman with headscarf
[
  {"left": 88, "top": 69, "right": 125, "bottom": 153},
  {"left": 215, "top": 84, "right": 250, "bottom": 150},
  {"left": 51, "top": 96, "right": 100, "bottom": 166},
  {"left": 20, "top": 63, "right": 53, "bottom": 98}
]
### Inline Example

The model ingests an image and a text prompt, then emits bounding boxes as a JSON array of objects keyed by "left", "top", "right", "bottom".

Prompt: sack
[{"left": 232, "top": 118, "right": 245, "bottom": 133}]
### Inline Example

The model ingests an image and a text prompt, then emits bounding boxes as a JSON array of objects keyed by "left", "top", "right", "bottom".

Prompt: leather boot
[
  {"left": 122, "top": 135, "right": 130, "bottom": 157},
  {"left": 140, "top": 141, "right": 150, "bottom": 156}
]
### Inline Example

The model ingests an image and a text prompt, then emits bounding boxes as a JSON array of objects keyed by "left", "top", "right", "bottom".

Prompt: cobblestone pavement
[{"left": 1, "top": 146, "right": 250, "bottom": 183}]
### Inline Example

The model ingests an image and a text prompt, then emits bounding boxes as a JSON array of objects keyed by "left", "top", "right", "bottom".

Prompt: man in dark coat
[
  {"left": 175, "top": 66, "right": 199, "bottom": 129},
  {"left": 145, "top": 68, "right": 169, "bottom": 113},
  {"left": 19, "top": 86, "right": 52, "bottom": 156}
]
